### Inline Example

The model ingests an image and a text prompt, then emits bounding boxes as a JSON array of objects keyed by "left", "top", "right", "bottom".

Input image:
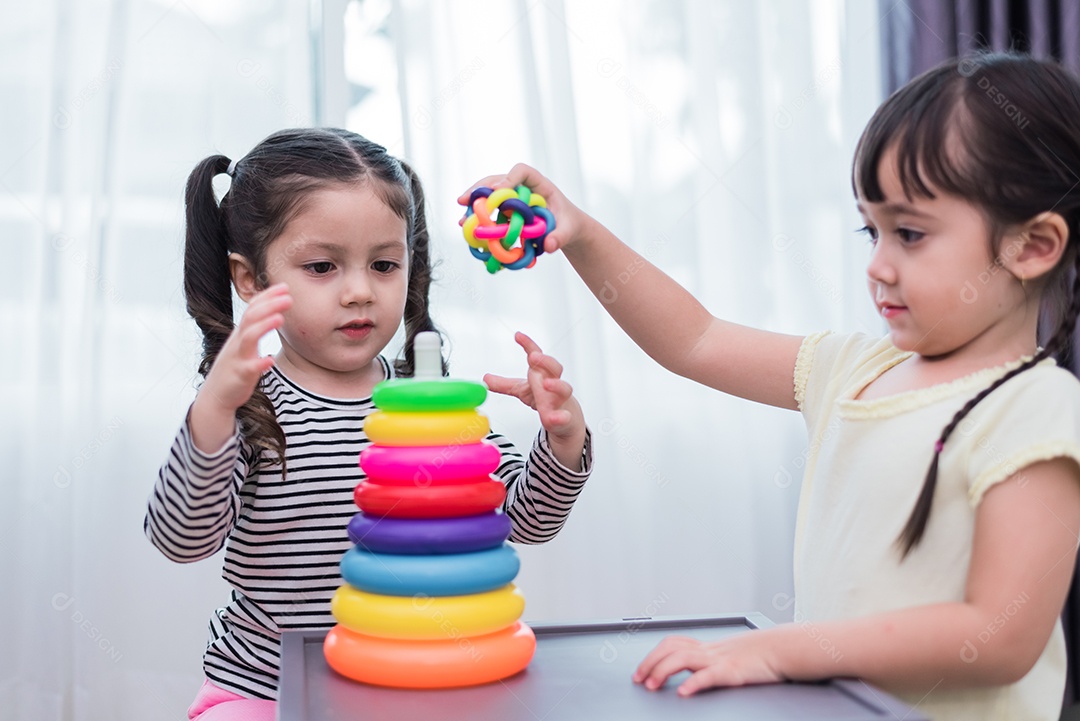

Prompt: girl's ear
[
  {"left": 1004, "top": 212, "right": 1070, "bottom": 282},
  {"left": 229, "top": 253, "right": 260, "bottom": 302}
]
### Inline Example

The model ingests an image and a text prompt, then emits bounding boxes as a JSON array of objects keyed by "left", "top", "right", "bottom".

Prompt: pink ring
[
  {"left": 360, "top": 442, "right": 501, "bottom": 485},
  {"left": 473, "top": 218, "right": 547, "bottom": 240}
]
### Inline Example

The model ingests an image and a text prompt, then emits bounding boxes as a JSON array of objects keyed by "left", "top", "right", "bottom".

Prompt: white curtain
[{"left": 1, "top": 1, "right": 884, "bottom": 719}]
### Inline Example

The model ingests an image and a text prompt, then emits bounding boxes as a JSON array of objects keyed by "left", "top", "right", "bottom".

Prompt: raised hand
[
  {"left": 483, "top": 331, "right": 587, "bottom": 470},
  {"left": 189, "top": 283, "right": 292, "bottom": 452},
  {"left": 458, "top": 164, "right": 590, "bottom": 254}
]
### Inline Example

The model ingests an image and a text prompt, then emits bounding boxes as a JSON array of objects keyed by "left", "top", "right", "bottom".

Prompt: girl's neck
[{"left": 272, "top": 349, "right": 386, "bottom": 400}]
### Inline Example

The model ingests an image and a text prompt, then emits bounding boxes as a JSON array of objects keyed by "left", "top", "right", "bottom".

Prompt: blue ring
[
  {"left": 348, "top": 511, "right": 512, "bottom": 555},
  {"left": 340, "top": 544, "right": 520, "bottom": 597},
  {"left": 531, "top": 207, "right": 555, "bottom": 256},
  {"left": 496, "top": 198, "right": 536, "bottom": 225},
  {"left": 468, "top": 187, "right": 494, "bottom": 207}
]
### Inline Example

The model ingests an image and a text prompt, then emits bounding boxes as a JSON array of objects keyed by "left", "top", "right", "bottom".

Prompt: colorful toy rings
[
  {"left": 460, "top": 185, "right": 556, "bottom": 274},
  {"left": 372, "top": 378, "right": 487, "bottom": 412},
  {"left": 331, "top": 583, "right": 524, "bottom": 640},
  {"left": 347, "top": 511, "right": 512, "bottom": 554},
  {"left": 359, "top": 442, "right": 501, "bottom": 485},
  {"left": 324, "top": 621, "right": 536, "bottom": 688},
  {"left": 339, "top": 544, "right": 520, "bottom": 596},
  {"left": 364, "top": 410, "right": 489, "bottom": 446},
  {"left": 353, "top": 479, "right": 507, "bottom": 518}
]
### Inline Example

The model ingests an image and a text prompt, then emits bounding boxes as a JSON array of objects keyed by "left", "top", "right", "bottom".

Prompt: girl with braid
[
  {"left": 144, "top": 128, "right": 592, "bottom": 720},
  {"left": 463, "top": 54, "right": 1080, "bottom": 720}
]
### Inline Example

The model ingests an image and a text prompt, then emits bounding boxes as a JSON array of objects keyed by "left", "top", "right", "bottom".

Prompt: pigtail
[
  {"left": 184, "top": 155, "right": 235, "bottom": 378},
  {"left": 394, "top": 160, "right": 446, "bottom": 378},
  {"left": 183, "top": 154, "right": 286, "bottom": 473},
  {"left": 899, "top": 248, "right": 1080, "bottom": 557}
]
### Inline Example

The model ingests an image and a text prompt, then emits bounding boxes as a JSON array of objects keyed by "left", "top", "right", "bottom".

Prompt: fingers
[
  {"left": 236, "top": 313, "right": 286, "bottom": 358},
  {"left": 457, "top": 175, "right": 509, "bottom": 205},
  {"left": 633, "top": 636, "right": 700, "bottom": 686},
  {"left": 234, "top": 284, "right": 291, "bottom": 358},
  {"left": 456, "top": 164, "right": 552, "bottom": 205},
  {"left": 241, "top": 283, "right": 292, "bottom": 326},
  {"left": 483, "top": 373, "right": 526, "bottom": 398},
  {"left": 514, "top": 332, "right": 565, "bottom": 378}
]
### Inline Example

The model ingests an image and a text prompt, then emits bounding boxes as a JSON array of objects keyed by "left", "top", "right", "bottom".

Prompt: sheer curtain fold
[
  {"left": 3, "top": 2, "right": 313, "bottom": 719},
  {"left": 4, "top": 1, "right": 882, "bottom": 718}
]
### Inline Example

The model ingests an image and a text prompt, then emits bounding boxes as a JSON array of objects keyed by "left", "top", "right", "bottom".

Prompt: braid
[{"left": 899, "top": 249, "right": 1080, "bottom": 556}]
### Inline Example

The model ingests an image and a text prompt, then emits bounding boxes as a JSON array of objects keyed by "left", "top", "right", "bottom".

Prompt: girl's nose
[
  {"left": 341, "top": 271, "right": 375, "bottom": 306},
  {"left": 865, "top": 241, "right": 898, "bottom": 287}
]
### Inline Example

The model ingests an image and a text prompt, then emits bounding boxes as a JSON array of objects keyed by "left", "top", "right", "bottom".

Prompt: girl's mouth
[{"left": 338, "top": 322, "right": 373, "bottom": 340}]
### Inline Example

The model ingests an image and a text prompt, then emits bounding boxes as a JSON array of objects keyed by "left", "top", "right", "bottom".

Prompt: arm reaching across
[{"left": 461, "top": 166, "right": 803, "bottom": 410}]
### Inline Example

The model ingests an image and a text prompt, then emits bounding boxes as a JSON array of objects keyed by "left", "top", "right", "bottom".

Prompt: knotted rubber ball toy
[{"left": 460, "top": 185, "right": 556, "bottom": 273}]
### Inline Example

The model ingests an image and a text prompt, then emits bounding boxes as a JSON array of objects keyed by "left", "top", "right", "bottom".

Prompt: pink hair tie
[{"left": 934, "top": 440, "right": 944, "bottom": 453}]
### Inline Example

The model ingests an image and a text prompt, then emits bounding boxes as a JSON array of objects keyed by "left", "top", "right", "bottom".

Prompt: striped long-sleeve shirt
[{"left": 144, "top": 357, "right": 592, "bottom": 699}]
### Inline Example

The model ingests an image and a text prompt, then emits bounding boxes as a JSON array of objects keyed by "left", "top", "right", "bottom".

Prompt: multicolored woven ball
[{"left": 460, "top": 185, "right": 556, "bottom": 273}]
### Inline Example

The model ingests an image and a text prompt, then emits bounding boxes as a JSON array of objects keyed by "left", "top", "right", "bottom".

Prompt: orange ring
[
  {"left": 486, "top": 237, "right": 525, "bottom": 264},
  {"left": 324, "top": 621, "right": 536, "bottom": 688}
]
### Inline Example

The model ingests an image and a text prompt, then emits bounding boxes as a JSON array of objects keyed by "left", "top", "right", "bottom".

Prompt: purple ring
[
  {"left": 496, "top": 198, "right": 536, "bottom": 225},
  {"left": 347, "top": 511, "right": 512, "bottom": 555}
]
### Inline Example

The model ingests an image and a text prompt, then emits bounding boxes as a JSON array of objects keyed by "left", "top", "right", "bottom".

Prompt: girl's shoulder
[{"left": 796, "top": 331, "right": 906, "bottom": 411}]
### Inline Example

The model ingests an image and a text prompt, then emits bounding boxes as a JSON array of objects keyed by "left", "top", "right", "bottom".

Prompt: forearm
[
  {"left": 500, "top": 430, "right": 592, "bottom": 544},
  {"left": 190, "top": 388, "right": 240, "bottom": 454},
  {"left": 144, "top": 411, "right": 243, "bottom": 562},
  {"left": 562, "top": 218, "right": 716, "bottom": 377},
  {"left": 771, "top": 603, "right": 1033, "bottom": 691}
]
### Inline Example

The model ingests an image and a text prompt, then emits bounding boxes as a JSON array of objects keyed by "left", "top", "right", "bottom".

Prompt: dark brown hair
[
  {"left": 183, "top": 128, "right": 442, "bottom": 472},
  {"left": 852, "top": 53, "right": 1080, "bottom": 556}
]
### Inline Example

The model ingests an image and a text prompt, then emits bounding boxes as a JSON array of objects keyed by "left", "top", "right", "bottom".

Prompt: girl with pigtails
[
  {"left": 145, "top": 128, "right": 593, "bottom": 720},
  {"left": 464, "top": 54, "right": 1080, "bottom": 720}
]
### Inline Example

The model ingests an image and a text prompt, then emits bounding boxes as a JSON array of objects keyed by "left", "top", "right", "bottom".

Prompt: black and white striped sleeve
[
  {"left": 490, "top": 427, "right": 593, "bottom": 545},
  {"left": 144, "top": 410, "right": 251, "bottom": 564}
]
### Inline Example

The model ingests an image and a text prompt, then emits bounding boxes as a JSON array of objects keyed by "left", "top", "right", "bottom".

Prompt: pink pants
[{"left": 187, "top": 680, "right": 277, "bottom": 721}]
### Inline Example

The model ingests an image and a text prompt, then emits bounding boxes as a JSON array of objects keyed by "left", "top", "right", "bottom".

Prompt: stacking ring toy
[
  {"left": 347, "top": 512, "right": 512, "bottom": 554},
  {"left": 331, "top": 583, "right": 524, "bottom": 640},
  {"left": 364, "top": 410, "right": 489, "bottom": 446},
  {"left": 324, "top": 621, "right": 536, "bottom": 688},
  {"left": 340, "top": 544, "right": 520, "bottom": 596},
  {"left": 460, "top": 185, "right": 556, "bottom": 274},
  {"left": 372, "top": 378, "right": 487, "bottom": 412},
  {"left": 354, "top": 479, "right": 506, "bottom": 518},
  {"left": 359, "top": 443, "right": 500, "bottom": 485}
]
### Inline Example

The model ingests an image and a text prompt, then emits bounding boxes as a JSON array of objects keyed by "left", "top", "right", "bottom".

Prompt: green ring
[
  {"left": 501, "top": 211, "right": 525, "bottom": 250},
  {"left": 373, "top": 379, "right": 487, "bottom": 412}
]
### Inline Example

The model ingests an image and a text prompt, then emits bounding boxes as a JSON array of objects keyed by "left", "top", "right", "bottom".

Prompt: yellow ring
[
  {"left": 462, "top": 213, "right": 485, "bottom": 249},
  {"left": 364, "top": 410, "right": 489, "bottom": 446},
  {"left": 331, "top": 584, "right": 524, "bottom": 640}
]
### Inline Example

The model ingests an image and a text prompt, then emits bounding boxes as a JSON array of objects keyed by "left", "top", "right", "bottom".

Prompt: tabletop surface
[{"left": 278, "top": 614, "right": 928, "bottom": 721}]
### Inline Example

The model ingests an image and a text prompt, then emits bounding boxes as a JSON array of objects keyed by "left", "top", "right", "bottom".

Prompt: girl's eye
[
  {"left": 896, "top": 228, "right": 924, "bottom": 244},
  {"left": 372, "top": 260, "right": 400, "bottom": 273},
  {"left": 304, "top": 262, "right": 334, "bottom": 275},
  {"left": 857, "top": 225, "right": 878, "bottom": 244}
]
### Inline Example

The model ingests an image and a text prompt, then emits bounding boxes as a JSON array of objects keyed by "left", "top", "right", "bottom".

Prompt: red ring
[{"left": 354, "top": 479, "right": 507, "bottom": 518}]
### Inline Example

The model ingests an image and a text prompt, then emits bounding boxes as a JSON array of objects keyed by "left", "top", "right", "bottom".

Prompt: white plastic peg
[{"left": 413, "top": 331, "right": 442, "bottom": 379}]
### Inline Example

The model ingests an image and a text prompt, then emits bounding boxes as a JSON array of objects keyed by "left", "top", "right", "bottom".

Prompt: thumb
[{"left": 543, "top": 229, "right": 570, "bottom": 254}]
